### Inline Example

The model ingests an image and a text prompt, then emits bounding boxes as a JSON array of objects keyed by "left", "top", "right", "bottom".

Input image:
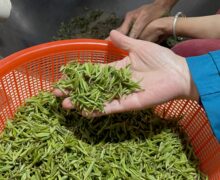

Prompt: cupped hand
[
  {"left": 117, "top": 2, "right": 171, "bottom": 39},
  {"left": 53, "top": 30, "right": 199, "bottom": 117}
]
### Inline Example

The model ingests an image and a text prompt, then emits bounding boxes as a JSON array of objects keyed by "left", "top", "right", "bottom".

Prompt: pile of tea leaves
[{"left": 0, "top": 92, "right": 205, "bottom": 179}]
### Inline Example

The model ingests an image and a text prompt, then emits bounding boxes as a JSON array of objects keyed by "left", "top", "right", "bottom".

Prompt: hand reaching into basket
[
  {"left": 53, "top": 30, "right": 199, "bottom": 117},
  {"left": 139, "top": 15, "right": 220, "bottom": 43},
  {"left": 116, "top": 0, "right": 178, "bottom": 39}
]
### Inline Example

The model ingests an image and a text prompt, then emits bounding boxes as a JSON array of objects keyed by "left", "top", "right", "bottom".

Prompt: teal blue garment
[{"left": 187, "top": 50, "right": 220, "bottom": 141}]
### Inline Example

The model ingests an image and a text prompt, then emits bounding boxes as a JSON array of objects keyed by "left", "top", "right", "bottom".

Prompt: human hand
[
  {"left": 53, "top": 30, "right": 199, "bottom": 116},
  {"left": 117, "top": 1, "right": 173, "bottom": 39},
  {"left": 139, "top": 17, "right": 173, "bottom": 43},
  {"left": 140, "top": 15, "right": 220, "bottom": 42}
]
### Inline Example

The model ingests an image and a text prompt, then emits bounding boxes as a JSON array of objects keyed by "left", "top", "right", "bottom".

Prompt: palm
[{"left": 102, "top": 31, "right": 189, "bottom": 115}]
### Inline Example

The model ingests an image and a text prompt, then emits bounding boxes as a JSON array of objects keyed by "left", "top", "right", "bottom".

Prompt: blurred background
[{"left": 0, "top": 0, "right": 219, "bottom": 57}]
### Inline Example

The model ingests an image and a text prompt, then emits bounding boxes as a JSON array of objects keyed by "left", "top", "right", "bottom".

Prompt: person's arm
[
  {"left": 140, "top": 15, "right": 220, "bottom": 42},
  {"left": 187, "top": 50, "right": 220, "bottom": 141},
  {"left": 176, "top": 15, "right": 220, "bottom": 39},
  {"left": 117, "top": 0, "right": 178, "bottom": 38}
]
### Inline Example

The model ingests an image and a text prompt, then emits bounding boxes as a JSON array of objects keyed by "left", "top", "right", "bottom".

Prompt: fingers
[
  {"left": 139, "top": 27, "right": 168, "bottom": 43},
  {"left": 62, "top": 97, "right": 75, "bottom": 109},
  {"left": 139, "top": 26, "right": 152, "bottom": 41},
  {"left": 53, "top": 89, "right": 69, "bottom": 97},
  {"left": 117, "top": 13, "right": 134, "bottom": 35},
  {"left": 53, "top": 89, "right": 74, "bottom": 109},
  {"left": 59, "top": 93, "right": 144, "bottom": 117},
  {"left": 81, "top": 94, "right": 144, "bottom": 118},
  {"left": 60, "top": 93, "right": 140, "bottom": 116},
  {"left": 129, "top": 14, "right": 151, "bottom": 39},
  {"left": 140, "top": 30, "right": 159, "bottom": 42},
  {"left": 92, "top": 91, "right": 146, "bottom": 117},
  {"left": 61, "top": 93, "right": 143, "bottom": 117}
]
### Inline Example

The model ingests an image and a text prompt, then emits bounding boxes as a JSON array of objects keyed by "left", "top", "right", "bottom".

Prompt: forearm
[{"left": 176, "top": 15, "right": 220, "bottom": 39}]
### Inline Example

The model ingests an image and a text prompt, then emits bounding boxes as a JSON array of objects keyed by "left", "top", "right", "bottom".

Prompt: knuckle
[
  {"left": 125, "top": 12, "right": 133, "bottom": 19},
  {"left": 131, "top": 26, "right": 138, "bottom": 33}
]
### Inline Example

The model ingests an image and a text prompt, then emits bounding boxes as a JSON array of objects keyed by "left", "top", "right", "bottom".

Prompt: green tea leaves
[
  {"left": 54, "top": 62, "right": 141, "bottom": 113},
  {"left": 0, "top": 87, "right": 206, "bottom": 179}
]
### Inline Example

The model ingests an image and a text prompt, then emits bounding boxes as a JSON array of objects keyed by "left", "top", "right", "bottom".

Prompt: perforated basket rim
[{"left": 0, "top": 39, "right": 128, "bottom": 77}]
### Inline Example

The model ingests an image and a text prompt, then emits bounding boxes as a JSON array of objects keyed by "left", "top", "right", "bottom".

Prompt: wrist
[
  {"left": 174, "top": 17, "right": 188, "bottom": 38},
  {"left": 164, "top": 17, "right": 174, "bottom": 35},
  {"left": 178, "top": 57, "right": 199, "bottom": 101},
  {"left": 157, "top": 17, "right": 174, "bottom": 35}
]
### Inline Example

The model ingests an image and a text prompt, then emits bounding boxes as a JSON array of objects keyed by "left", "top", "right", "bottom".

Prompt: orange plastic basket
[{"left": 0, "top": 39, "right": 220, "bottom": 179}]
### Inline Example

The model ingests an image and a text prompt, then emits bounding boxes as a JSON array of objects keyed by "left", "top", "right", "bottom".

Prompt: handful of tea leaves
[{"left": 54, "top": 62, "right": 141, "bottom": 112}]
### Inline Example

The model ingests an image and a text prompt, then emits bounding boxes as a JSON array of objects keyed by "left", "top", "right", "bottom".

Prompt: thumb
[{"left": 110, "top": 30, "right": 134, "bottom": 51}]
